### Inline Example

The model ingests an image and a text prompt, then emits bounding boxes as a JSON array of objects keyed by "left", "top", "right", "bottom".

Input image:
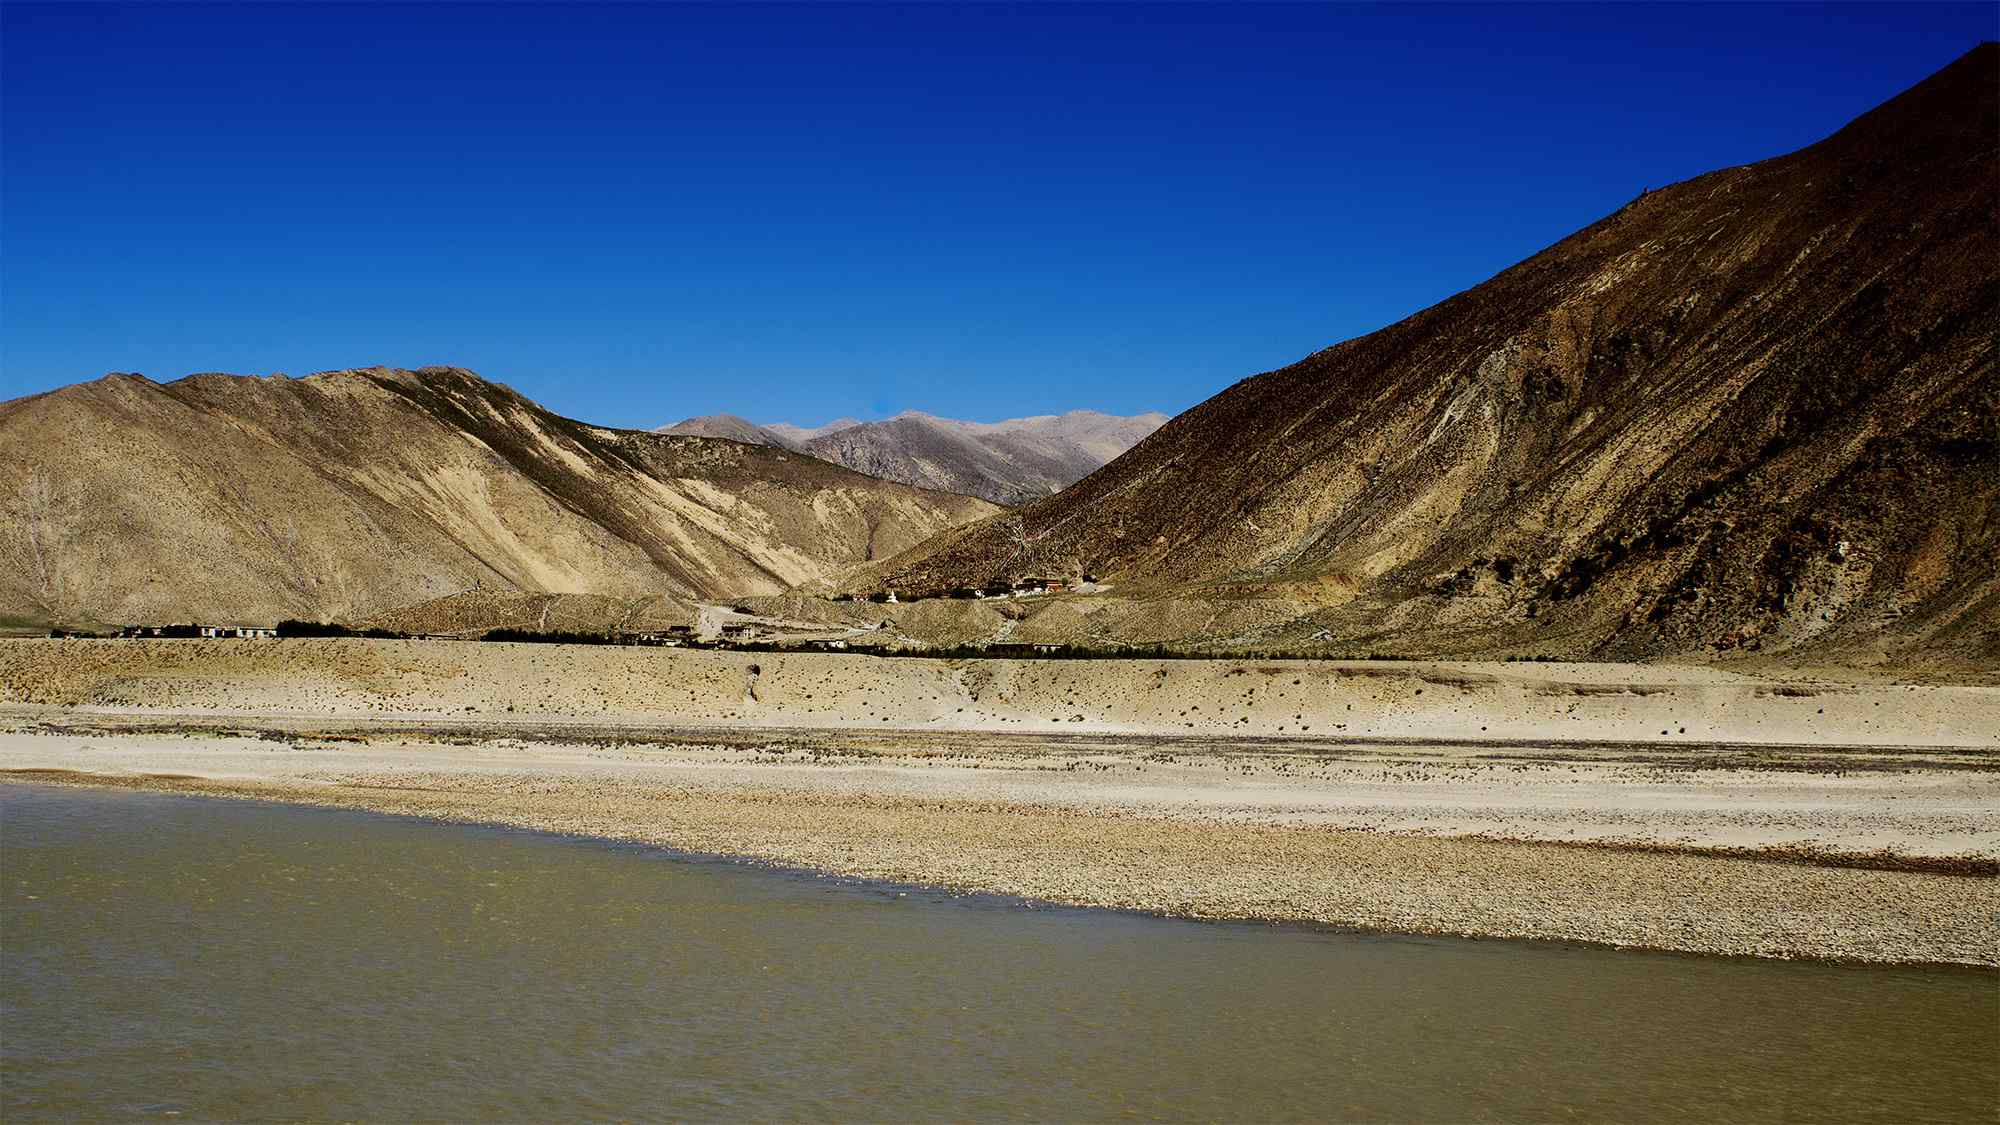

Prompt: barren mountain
[
  {"left": 872, "top": 46, "right": 2000, "bottom": 668},
  {"left": 664, "top": 409, "right": 1168, "bottom": 505},
  {"left": 763, "top": 418, "right": 861, "bottom": 444},
  {"left": 0, "top": 367, "right": 996, "bottom": 627},
  {"left": 651, "top": 413, "right": 800, "bottom": 449}
]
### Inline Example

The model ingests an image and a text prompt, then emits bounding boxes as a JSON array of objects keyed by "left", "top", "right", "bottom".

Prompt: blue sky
[{"left": 2, "top": 3, "right": 1991, "bottom": 428}]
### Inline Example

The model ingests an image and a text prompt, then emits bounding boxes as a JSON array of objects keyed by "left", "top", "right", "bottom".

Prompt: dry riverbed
[{"left": 4, "top": 705, "right": 1995, "bottom": 967}]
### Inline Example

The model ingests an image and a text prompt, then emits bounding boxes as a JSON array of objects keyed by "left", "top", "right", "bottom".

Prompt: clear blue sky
[{"left": 2, "top": 3, "right": 1991, "bottom": 428}]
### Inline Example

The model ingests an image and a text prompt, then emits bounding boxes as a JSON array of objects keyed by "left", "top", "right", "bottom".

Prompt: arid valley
[{"left": 4, "top": 11, "right": 1996, "bottom": 1123}]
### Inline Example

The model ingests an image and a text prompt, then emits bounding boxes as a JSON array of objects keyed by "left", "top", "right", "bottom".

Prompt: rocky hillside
[
  {"left": 663, "top": 409, "right": 1168, "bottom": 505},
  {"left": 359, "top": 590, "right": 699, "bottom": 638},
  {"left": 872, "top": 46, "right": 1999, "bottom": 667},
  {"left": 0, "top": 367, "right": 997, "bottom": 627}
]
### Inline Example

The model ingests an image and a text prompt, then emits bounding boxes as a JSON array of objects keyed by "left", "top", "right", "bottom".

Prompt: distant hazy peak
[
  {"left": 653, "top": 407, "right": 1169, "bottom": 505},
  {"left": 653, "top": 414, "right": 801, "bottom": 449},
  {"left": 764, "top": 418, "right": 863, "bottom": 441}
]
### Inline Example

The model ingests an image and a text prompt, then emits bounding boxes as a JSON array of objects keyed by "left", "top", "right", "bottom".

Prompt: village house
[
  {"left": 116, "top": 623, "right": 274, "bottom": 639},
  {"left": 1012, "top": 577, "right": 1066, "bottom": 596},
  {"left": 120, "top": 624, "right": 207, "bottom": 639},
  {"left": 626, "top": 624, "right": 696, "bottom": 647}
]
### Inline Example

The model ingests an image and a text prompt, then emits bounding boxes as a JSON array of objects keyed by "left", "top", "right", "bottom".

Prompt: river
[{"left": 3, "top": 783, "right": 1993, "bottom": 1121}]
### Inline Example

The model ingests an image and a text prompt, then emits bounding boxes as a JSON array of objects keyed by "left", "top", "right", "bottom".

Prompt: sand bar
[
  {"left": 3, "top": 640, "right": 1996, "bottom": 966},
  {"left": 4, "top": 718, "right": 1995, "bottom": 966}
]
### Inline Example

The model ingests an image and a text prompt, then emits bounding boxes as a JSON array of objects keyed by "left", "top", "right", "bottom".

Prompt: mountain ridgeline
[
  {"left": 660, "top": 409, "right": 1169, "bottom": 506},
  {"left": 4, "top": 47, "right": 1992, "bottom": 668},
  {"left": 0, "top": 367, "right": 996, "bottom": 627},
  {"left": 871, "top": 46, "right": 2000, "bottom": 666}
]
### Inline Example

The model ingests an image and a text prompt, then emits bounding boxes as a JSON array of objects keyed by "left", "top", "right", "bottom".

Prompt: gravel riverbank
[{"left": 5, "top": 710, "right": 1994, "bottom": 967}]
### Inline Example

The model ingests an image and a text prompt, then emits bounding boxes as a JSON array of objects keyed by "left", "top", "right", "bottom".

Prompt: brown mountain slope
[
  {"left": 873, "top": 46, "right": 1999, "bottom": 667},
  {"left": 0, "top": 367, "right": 997, "bottom": 627},
  {"left": 361, "top": 590, "right": 699, "bottom": 638}
]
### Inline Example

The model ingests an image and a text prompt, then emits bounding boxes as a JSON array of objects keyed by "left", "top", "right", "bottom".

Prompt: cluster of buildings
[
  {"left": 113, "top": 624, "right": 278, "bottom": 639},
  {"left": 980, "top": 576, "right": 1071, "bottom": 598},
  {"left": 624, "top": 624, "right": 698, "bottom": 646}
]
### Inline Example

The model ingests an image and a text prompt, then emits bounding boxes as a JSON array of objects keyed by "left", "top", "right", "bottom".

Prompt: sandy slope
[{"left": 3, "top": 639, "right": 1993, "bottom": 747}]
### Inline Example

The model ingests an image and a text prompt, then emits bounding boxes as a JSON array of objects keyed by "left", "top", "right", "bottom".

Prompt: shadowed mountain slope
[
  {"left": 663, "top": 409, "right": 1168, "bottom": 505},
  {"left": 872, "top": 46, "right": 2000, "bottom": 667},
  {"left": 0, "top": 367, "right": 997, "bottom": 626}
]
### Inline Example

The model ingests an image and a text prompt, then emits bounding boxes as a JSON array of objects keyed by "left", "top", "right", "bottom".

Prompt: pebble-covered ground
[{"left": 4, "top": 711, "right": 1994, "bottom": 967}]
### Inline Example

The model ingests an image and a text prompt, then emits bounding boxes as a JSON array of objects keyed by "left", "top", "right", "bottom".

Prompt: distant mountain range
[
  {"left": 0, "top": 367, "right": 996, "bottom": 627},
  {"left": 868, "top": 45, "right": 2000, "bottom": 667},
  {"left": 658, "top": 409, "right": 1168, "bottom": 505}
]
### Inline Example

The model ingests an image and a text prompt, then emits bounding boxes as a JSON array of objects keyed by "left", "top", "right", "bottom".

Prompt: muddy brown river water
[{"left": 3, "top": 783, "right": 1994, "bottom": 1122}]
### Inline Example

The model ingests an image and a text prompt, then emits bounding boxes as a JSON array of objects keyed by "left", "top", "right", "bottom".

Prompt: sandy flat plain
[{"left": 3, "top": 639, "right": 1995, "bottom": 965}]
